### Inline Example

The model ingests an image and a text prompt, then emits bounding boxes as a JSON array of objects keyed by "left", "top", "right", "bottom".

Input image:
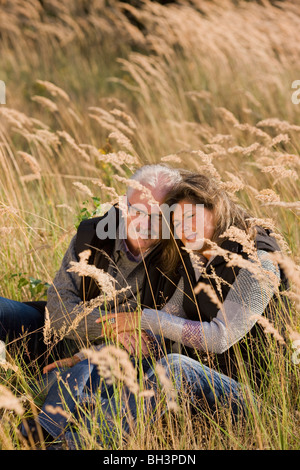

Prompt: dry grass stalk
[
  {"left": 194, "top": 282, "right": 223, "bottom": 310},
  {"left": 245, "top": 218, "right": 276, "bottom": 232},
  {"left": 20, "top": 174, "right": 41, "bottom": 183},
  {"left": 269, "top": 134, "right": 290, "bottom": 147},
  {"left": 17, "top": 151, "right": 41, "bottom": 179},
  {"left": 31, "top": 129, "right": 60, "bottom": 153},
  {"left": 209, "top": 134, "right": 234, "bottom": 145},
  {"left": 255, "top": 189, "right": 281, "bottom": 203},
  {"left": 161, "top": 154, "right": 182, "bottom": 164},
  {"left": 60, "top": 289, "right": 132, "bottom": 343},
  {"left": 155, "top": 363, "right": 179, "bottom": 412},
  {"left": 274, "top": 153, "right": 300, "bottom": 167},
  {"left": 82, "top": 345, "right": 140, "bottom": 395},
  {"left": 242, "top": 218, "right": 290, "bottom": 255},
  {"left": 263, "top": 201, "right": 300, "bottom": 214},
  {"left": 0, "top": 227, "right": 14, "bottom": 236},
  {"left": 0, "top": 385, "right": 24, "bottom": 415},
  {"left": 227, "top": 142, "right": 261, "bottom": 156},
  {"left": 36, "top": 80, "right": 70, "bottom": 102},
  {"left": 89, "top": 107, "right": 137, "bottom": 137},
  {"left": 204, "top": 237, "right": 281, "bottom": 289},
  {"left": 91, "top": 180, "right": 119, "bottom": 200},
  {"left": 57, "top": 131, "right": 90, "bottom": 162},
  {"left": 108, "top": 130, "right": 135, "bottom": 154},
  {"left": 56, "top": 204, "right": 75, "bottom": 213},
  {"left": 216, "top": 107, "right": 239, "bottom": 126},
  {"left": 251, "top": 314, "right": 285, "bottom": 346},
  {"left": 45, "top": 405, "right": 74, "bottom": 422},
  {"left": 114, "top": 175, "right": 159, "bottom": 204},
  {"left": 225, "top": 252, "right": 279, "bottom": 287},
  {"left": 43, "top": 306, "right": 52, "bottom": 347},
  {"left": 0, "top": 107, "right": 33, "bottom": 129},
  {"left": 31, "top": 95, "right": 58, "bottom": 113},
  {"left": 286, "top": 325, "right": 300, "bottom": 345},
  {"left": 46, "top": 251, "right": 130, "bottom": 344},
  {"left": 73, "top": 182, "right": 93, "bottom": 198},
  {"left": 110, "top": 108, "right": 137, "bottom": 132},
  {"left": 268, "top": 252, "right": 300, "bottom": 291},
  {"left": 190, "top": 151, "right": 222, "bottom": 182},
  {"left": 268, "top": 252, "right": 300, "bottom": 312},
  {"left": 257, "top": 118, "right": 300, "bottom": 133},
  {"left": 67, "top": 250, "right": 117, "bottom": 298},
  {"left": 220, "top": 172, "right": 244, "bottom": 195},
  {"left": 261, "top": 165, "right": 298, "bottom": 182},
  {"left": 221, "top": 226, "right": 257, "bottom": 258},
  {"left": 13, "top": 128, "right": 60, "bottom": 158},
  {"left": 233, "top": 123, "right": 272, "bottom": 143},
  {"left": 99, "top": 151, "right": 139, "bottom": 167}
]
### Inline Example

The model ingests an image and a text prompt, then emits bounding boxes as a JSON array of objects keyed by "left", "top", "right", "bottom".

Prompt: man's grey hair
[{"left": 127, "top": 164, "right": 182, "bottom": 199}]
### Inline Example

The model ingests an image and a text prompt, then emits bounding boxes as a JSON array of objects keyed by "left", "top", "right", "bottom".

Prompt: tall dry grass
[{"left": 0, "top": 0, "right": 300, "bottom": 450}]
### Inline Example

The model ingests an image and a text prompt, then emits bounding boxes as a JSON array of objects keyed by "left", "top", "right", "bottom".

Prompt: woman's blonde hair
[{"left": 160, "top": 173, "right": 253, "bottom": 275}]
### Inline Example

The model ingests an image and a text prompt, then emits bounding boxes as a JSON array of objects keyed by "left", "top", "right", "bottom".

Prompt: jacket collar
[{"left": 177, "top": 226, "right": 280, "bottom": 275}]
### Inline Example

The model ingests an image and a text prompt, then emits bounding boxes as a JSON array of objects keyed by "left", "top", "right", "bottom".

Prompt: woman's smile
[{"left": 172, "top": 199, "right": 215, "bottom": 252}]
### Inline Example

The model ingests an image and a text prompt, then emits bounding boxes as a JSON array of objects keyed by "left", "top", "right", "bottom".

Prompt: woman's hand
[
  {"left": 96, "top": 312, "right": 154, "bottom": 357},
  {"left": 42, "top": 355, "right": 80, "bottom": 374},
  {"left": 96, "top": 312, "right": 140, "bottom": 333},
  {"left": 113, "top": 330, "right": 154, "bottom": 357}
]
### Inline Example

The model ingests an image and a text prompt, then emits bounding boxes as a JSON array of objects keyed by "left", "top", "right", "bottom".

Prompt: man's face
[{"left": 123, "top": 187, "right": 164, "bottom": 255}]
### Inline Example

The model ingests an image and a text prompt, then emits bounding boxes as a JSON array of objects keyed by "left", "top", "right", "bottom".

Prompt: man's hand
[
  {"left": 96, "top": 312, "right": 154, "bottom": 358},
  {"left": 43, "top": 355, "right": 80, "bottom": 374}
]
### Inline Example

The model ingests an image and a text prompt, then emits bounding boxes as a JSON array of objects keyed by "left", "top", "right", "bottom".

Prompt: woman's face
[{"left": 172, "top": 199, "right": 215, "bottom": 251}]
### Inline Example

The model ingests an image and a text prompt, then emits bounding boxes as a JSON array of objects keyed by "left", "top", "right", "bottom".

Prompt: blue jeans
[
  {"left": 36, "top": 353, "right": 248, "bottom": 449},
  {"left": 0, "top": 296, "right": 45, "bottom": 359},
  {"left": 0, "top": 296, "right": 45, "bottom": 339},
  {"left": 0, "top": 296, "right": 76, "bottom": 365}
]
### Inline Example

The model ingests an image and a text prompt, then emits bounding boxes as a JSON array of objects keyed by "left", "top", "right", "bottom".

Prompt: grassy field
[{"left": 0, "top": 0, "right": 300, "bottom": 450}]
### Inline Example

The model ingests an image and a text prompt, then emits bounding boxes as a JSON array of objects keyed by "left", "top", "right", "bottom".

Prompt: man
[
  {"left": 0, "top": 164, "right": 182, "bottom": 366},
  {"left": 46, "top": 163, "right": 183, "bottom": 362}
]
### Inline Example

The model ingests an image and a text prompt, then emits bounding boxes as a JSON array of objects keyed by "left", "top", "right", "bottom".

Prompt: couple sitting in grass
[{"left": 0, "top": 164, "right": 288, "bottom": 448}]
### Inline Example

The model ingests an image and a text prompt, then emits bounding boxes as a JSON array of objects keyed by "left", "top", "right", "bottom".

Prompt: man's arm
[{"left": 46, "top": 235, "right": 103, "bottom": 342}]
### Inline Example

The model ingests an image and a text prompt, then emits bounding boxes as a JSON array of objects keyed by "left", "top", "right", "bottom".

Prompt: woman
[{"left": 29, "top": 173, "right": 288, "bottom": 448}]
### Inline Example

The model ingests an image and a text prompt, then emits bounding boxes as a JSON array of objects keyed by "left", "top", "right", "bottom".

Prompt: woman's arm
[{"left": 141, "top": 251, "right": 281, "bottom": 354}]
